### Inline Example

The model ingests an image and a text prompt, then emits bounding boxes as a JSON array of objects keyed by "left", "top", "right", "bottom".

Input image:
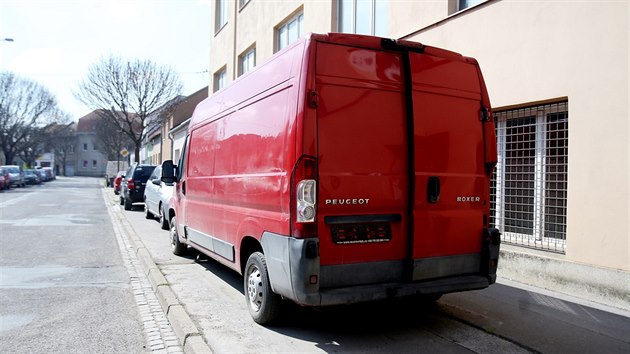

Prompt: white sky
[{"left": 0, "top": 0, "right": 211, "bottom": 120}]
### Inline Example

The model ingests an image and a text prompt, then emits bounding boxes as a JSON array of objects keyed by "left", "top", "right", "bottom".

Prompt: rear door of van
[{"left": 314, "top": 38, "right": 492, "bottom": 287}]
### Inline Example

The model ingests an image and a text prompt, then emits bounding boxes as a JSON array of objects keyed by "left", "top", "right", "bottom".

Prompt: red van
[{"left": 161, "top": 33, "right": 500, "bottom": 324}]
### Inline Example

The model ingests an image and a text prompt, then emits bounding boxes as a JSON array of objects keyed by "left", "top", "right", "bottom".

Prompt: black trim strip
[
  {"left": 381, "top": 38, "right": 417, "bottom": 281},
  {"left": 324, "top": 214, "right": 402, "bottom": 225}
]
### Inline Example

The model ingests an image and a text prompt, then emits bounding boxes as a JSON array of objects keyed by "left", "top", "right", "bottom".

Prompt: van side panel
[{"left": 184, "top": 44, "right": 301, "bottom": 269}]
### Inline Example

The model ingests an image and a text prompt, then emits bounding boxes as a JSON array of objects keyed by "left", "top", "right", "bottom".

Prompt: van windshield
[{"left": 6, "top": 167, "right": 19, "bottom": 173}]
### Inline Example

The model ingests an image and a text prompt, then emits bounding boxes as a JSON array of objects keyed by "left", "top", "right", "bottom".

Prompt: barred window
[{"left": 491, "top": 101, "right": 568, "bottom": 253}]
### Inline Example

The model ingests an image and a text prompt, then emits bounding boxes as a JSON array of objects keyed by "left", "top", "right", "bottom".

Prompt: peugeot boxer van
[{"left": 161, "top": 33, "right": 500, "bottom": 324}]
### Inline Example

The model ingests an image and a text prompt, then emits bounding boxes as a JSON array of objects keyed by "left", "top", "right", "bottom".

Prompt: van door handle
[
  {"left": 427, "top": 176, "right": 440, "bottom": 203},
  {"left": 182, "top": 181, "right": 186, "bottom": 195}
]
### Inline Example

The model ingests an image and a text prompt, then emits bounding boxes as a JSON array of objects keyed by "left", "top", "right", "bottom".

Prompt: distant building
[
  {"left": 73, "top": 111, "right": 109, "bottom": 177},
  {"left": 164, "top": 87, "right": 207, "bottom": 163},
  {"left": 140, "top": 87, "right": 208, "bottom": 165}
]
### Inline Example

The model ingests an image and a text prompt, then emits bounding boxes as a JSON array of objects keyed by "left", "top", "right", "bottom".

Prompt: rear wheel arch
[{"left": 240, "top": 236, "right": 263, "bottom": 275}]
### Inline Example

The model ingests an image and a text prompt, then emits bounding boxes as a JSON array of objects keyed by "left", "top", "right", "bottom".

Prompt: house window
[
  {"left": 458, "top": 0, "right": 485, "bottom": 11},
  {"left": 213, "top": 67, "right": 227, "bottom": 93},
  {"left": 83, "top": 143, "right": 88, "bottom": 151},
  {"left": 276, "top": 12, "right": 304, "bottom": 52},
  {"left": 93, "top": 143, "right": 97, "bottom": 150},
  {"left": 338, "top": 0, "right": 387, "bottom": 37},
  {"left": 92, "top": 160, "right": 97, "bottom": 168},
  {"left": 82, "top": 160, "right": 88, "bottom": 168},
  {"left": 491, "top": 101, "right": 569, "bottom": 253},
  {"left": 215, "top": 0, "right": 228, "bottom": 33},
  {"left": 238, "top": 47, "right": 256, "bottom": 76}
]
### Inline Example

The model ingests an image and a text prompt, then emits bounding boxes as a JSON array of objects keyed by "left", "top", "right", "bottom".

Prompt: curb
[{"left": 105, "top": 191, "right": 213, "bottom": 354}]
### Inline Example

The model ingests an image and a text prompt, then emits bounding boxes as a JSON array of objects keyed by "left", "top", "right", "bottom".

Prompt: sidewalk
[
  {"left": 102, "top": 186, "right": 629, "bottom": 353},
  {"left": 103, "top": 189, "right": 212, "bottom": 353}
]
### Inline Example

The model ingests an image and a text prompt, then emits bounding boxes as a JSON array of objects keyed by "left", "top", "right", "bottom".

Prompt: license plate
[{"left": 331, "top": 223, "right": 391, "bottom": 244}]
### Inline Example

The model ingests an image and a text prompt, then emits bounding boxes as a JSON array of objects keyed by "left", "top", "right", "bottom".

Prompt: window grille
[{"left": 491, "top": 101, "right": 568, "bottom": 253}]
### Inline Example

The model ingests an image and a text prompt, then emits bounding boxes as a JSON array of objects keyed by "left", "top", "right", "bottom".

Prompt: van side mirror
[{"left": 161, "top": 160, "right": 177, "bottom": 184}]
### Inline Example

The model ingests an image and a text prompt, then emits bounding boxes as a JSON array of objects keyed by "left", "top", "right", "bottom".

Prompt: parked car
[
  {"left": 113, "top": 171, "right": 126, "bottom": 195},
  {"left": 23, "top": 169, "right": 41, "bottom": 185},
  {"left": 34, "top": 169, "right": 46, "bottom": 182},
  {"left": 36, "top": 167, "right": 51, "bottom": 182},
  {"left": 0, "top": 167, "right": 9, "bottom": 190},
  {"left": 160, "top": 33, "right": 500, "bottom": 324},
  {"left": 143, "top": 165, "right": 175, "bottom": 230},
  {"left": 42, "top": 167, "right": 55, "bottom": 180},
  {"left": 1, "top": 165, "right": 25, "bottom": 188},
  {"left": 120, "top": 164, "right": 157, "bottom": 211}
]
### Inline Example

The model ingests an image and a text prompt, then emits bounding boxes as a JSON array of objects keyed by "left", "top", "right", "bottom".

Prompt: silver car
[
  {"left": 1, "top": 165, "right": 25, "bottom": 188},
  {"left": 143, "top": 165, "right": 174, "bottom": 230}
]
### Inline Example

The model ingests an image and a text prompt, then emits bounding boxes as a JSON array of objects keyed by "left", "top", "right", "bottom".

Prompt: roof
[
  {"left": 172, "top": 87, "right": 208, "bottom": 127},
  {"left": 76, "top": 110, "right": 103, "bottom": 132}
]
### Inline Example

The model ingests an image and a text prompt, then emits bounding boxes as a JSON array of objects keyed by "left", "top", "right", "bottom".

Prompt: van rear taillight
[
  {"left": 291, "top": 156, "right": 317, "bottom": 238},
  {"left": 127, "top": 179, "right": 135, "bottom": 190}
]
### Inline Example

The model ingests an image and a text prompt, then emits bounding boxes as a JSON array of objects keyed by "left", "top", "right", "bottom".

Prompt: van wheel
[
  {"left": 119, "top": 196, "right": 124, "bottom": 205},
  {"left": 244, "top": 252, "right": 281, "bottom": 324},
  {"left": 169, "top": 216, "right": 187, "bottom": 255},
  {"left": 124, "top": 198, "right": 132, "bottom": 210},
  {"left": 159, "top": 204, "right": 169, "bottom": 230}
]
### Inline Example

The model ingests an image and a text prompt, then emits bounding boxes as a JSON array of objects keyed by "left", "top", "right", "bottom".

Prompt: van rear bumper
[{"left": 261, "top": 232, "right": 495, "bottom": 307}]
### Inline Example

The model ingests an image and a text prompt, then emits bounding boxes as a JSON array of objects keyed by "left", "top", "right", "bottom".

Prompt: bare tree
[
  {"left": 43, "top": 120, "right": 76, "bottom": 176},
  {"left": 0, "top": 72, "right": 62, "bottom": 165},
  {"left": 75, "top": 56, "right": 183, "bottom": 162}
]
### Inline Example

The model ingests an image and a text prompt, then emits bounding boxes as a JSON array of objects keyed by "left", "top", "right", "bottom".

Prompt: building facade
[
  {"left": 208, "top": 0, "right": 628, "bottom": 308},
  {"left": 73, "top": 112, "right": 108, "bottom": 177}
]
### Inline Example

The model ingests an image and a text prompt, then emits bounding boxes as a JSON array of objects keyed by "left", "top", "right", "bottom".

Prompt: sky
[{"left": 0, "top": 0, "right": 212, "bottom": 120}]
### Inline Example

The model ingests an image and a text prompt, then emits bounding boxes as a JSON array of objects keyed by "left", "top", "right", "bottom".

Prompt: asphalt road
[
  {"left": 0, "top": 178, "right": 149, "bottom": 353},
  {"left": 115, "top": 181, "right": 630, "bottom": 354}
]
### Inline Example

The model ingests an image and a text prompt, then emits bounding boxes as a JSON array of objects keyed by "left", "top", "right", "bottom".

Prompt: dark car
[
  {"left": 23, "top": 169, "right": 41, "bottom": 185},
  {"left": 120, "top": 163, "right": 157, "bottom": 211}
]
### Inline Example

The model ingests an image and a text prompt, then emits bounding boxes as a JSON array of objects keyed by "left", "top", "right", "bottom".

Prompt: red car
[
  {"left": 113, "top": 171, "right": 125, "bottom": 195},
  {"left": 161, "top": 33, "right": 500, "bottom": 324},
  {"left": 0, "top": 167, "right": 9, "bottom": 190}
]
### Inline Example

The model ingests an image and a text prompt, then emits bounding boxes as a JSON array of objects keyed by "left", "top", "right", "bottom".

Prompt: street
[
  {"left": 0, "top": 178, "right": 181, "bottom": 353},
  {"left": 1, "top": 178, "right": 629, "bottom": 353}
]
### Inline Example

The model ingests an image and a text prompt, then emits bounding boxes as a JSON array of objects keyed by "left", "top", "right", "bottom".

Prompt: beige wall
[
  {"left": 210, "top": 0, "right": 335, "bottom": 91},
  {"left": 402, "top": 1, "right": 628, "bottom": 271}
]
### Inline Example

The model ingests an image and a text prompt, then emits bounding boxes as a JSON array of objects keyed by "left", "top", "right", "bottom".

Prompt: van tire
[
  {"left": 170, "top": 216, "right": 187, "bottom": 255},
  {"left": 119, "top": 196, "right": 124, "bottom": 205},
  {"left": 244, "top": 252, "right": 281, "bottom": 324}
]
